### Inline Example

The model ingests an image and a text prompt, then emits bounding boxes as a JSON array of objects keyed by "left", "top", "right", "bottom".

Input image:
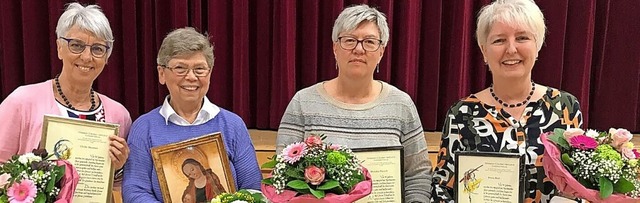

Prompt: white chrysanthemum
[
  {"left": 585, "top": 129, "right": 599, "bottom": 138},
  {"left": 18, "top": 153, "right": 41, "bottom": 165}
]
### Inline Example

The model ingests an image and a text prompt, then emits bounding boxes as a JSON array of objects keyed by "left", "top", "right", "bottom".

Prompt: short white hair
[
  {"left": 476, "top": 0, "right": 546, "bottom": 51},
  {"left": 331, "top": 4, "right": 390, "bottom": 46},
  {"left": 56, "top": 3, "right": 114, "bottom": 58}
]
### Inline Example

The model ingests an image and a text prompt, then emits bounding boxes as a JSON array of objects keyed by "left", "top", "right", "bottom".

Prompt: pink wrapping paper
[
  {"left": 53, "top": 160, "right": 80, "bottom": 203},
  {"left": 541, "top": 132, "right": 640, "bottom": 203},
  {"left": 262, "top": 167, "right": 373, "bottom": 203}
]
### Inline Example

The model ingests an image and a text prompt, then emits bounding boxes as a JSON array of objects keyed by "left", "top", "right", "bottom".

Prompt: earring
[
  {"left": 376, "top": 64, "right": 379, "bottom": 73},
  {"left": 335, "top": 63, "right": 338, "bottom": 70}
]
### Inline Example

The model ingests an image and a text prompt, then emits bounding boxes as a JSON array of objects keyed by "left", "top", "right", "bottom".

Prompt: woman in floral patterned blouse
[{"left": 430, "top": 0, "right": 583, "bottom": 202}]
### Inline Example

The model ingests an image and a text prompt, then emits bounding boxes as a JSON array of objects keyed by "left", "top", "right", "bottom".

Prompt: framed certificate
[
  {"left": 352, "top": 146, "right": 404, "bottom": 203},
  {"left": 41, "top": 115, "right": 120, "bottom": 203},
  {"left": 455, "top": 151, "right": 525, "bottom": 203},
  {"left": 151, "top": 133, "right": 236, "bottom": 203}
]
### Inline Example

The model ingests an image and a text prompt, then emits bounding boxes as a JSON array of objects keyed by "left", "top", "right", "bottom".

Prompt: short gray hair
[
  {"left": 156, "top": 27, "right": 215, "bottom": 69},
  {"left": 56, "top": 3, "right": 114, "bottom": 58},
  {"left": 331, "top": 4, "right": 390, "bottom": 46},
  {"left": 476, "top": 0, "right": 546, "bottom": 51}
]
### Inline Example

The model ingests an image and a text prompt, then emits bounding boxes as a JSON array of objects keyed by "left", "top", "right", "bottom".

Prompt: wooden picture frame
[
  {"left": 151, "top": 133, "right": 236, "bottom": 203},
  {"left": 352, "top": 146, "right": 404, "bottom": 203},
  {"left": 454, "top": 151, "right": 525, "bottom": 203}
]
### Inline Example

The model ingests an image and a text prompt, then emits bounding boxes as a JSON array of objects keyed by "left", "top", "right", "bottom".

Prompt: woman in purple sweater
[{"left": 122, "top": 27, "right": 262, "bottom": 203}]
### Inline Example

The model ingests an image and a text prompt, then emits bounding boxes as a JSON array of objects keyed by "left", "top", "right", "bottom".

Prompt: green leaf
[
  {"left": 548, "top": 129, "right": 570, "bottom": 150},
  {"left": 614, "top": 177, "right": 636, "bottom": 193},
  {"left": 286, "top": 168, "right": 305, "bottom": 179},
  {"left": 561, "top": 153, "right": 574, "bottom": 166},
  {"left": 34, "top": 193, "right": 46, "bottom": 203},
  {"left": 287, "top": 180, "right": 310, "bottom": 190},
  {"left": 261, "top": 159, "right": 278, "bottom": 169},
  {"left": 553, "top": 128, "right": 567, "bottom": 138},
  {"left": 599, "top": 177, "right": 613, "bottom": 199},
  {"left": 251, "top": 192, "right": 266, "bottom": 203},
  {"left": 261, "top": 178, "right": 273, "bottom": 185},
  {"left": 46, "top": 172, "right": 57, "bottom": 193},
  {"left": 309, "top": 187, "right": 326, "bottom": 199},
  {"left": 292, "top": 188, "right": 311, "bottom": 195},
  {"left": 328, "top": 185, "right": 346, "bottom": 195},
  {"left": 577, "top": 177, "right": 596, "bottom": 189},
  {"left": 1, "top": 194, "right": 9, "bottom": 203},
  {"left": 317, "top": 180, "right": 340, "bottom": 190},
  {"left": 54, "top": 166, "right": 65, "bottom": 182}
]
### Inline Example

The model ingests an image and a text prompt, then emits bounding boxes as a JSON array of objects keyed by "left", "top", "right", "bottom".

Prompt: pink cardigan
[{"left": 0, "top": 80, "right": 132, "bottom": 162}]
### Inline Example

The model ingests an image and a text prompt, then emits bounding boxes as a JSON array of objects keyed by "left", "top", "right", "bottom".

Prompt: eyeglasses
[
  {"left": 161, "top": 65, "right": 211, "bottom": 77},
  {"left": 337, "top": 36, "right": 382, "bottom": 52},
  {"left": 59, "top": 37, "right": 110, "bottom": 58}
]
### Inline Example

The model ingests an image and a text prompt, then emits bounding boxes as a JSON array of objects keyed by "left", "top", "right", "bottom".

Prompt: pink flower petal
[
  {"left": 282, "top": 143, "right": 307, "bottom": 164},
  {"left": 7, "top": 179, "right": 37, "bottom": 203}
]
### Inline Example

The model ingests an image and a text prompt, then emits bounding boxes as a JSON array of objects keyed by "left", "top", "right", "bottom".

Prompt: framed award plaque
[
  {"left": 454, "top": 151, "right": 525, "bottom": 203},
  {"left": 41, "top": 115, "right": 120, "bottom": 202},
  {"left": 352, "top": 146, "right": 404, "bottom": 203}
]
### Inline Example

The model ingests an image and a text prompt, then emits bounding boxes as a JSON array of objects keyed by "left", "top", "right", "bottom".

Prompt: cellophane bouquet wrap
[
  {"left": 542, "top": 128, "right": 640, "bottom": 202},
  {"left": 0, "top": 149, "right": 79, "bottom": 203},
  {"left": 260, "top": 134, "right": 372, "bottom": 203}
]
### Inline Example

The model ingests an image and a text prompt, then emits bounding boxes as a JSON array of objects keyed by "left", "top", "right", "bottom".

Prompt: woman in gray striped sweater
[{"left": 276, "top": 4, "right": 433, "bottom": 202}]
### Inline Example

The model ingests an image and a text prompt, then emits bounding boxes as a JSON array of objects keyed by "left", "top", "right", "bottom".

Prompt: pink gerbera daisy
[
  {"left": 633, "top": 149, "right": 640, "bottom": 159},
  {"left": 7, "top": 179, "right": 37, "bottom": 203},
  {"left": 282, "top": 142, "right": 307, "bottom": 164},
  {"left": 569, "top": 135, "right": 598, "bottom": 150}
]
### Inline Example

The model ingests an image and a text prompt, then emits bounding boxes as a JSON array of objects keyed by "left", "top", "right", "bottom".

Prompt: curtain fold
[{"left": 0, "top": 0, "right": 638, "bottom": 133}]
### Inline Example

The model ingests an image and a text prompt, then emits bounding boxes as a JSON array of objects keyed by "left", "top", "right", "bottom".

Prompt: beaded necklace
[
  {"left": 490, "top": 81, "right": 535, "bottom": 108},
  {"left": 54, "top": 74, "right": 95, "bottom": 111}
]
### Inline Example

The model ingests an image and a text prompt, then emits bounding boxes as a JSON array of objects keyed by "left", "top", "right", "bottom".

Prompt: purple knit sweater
[{"left": 122, "top": 106, "right": 262, "bottom": 202}]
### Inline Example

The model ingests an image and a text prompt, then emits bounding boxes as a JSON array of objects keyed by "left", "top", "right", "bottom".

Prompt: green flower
[
  {"left": 327, "top": 151, "right": 347, "bottom": 165},
  {"left": 595, "top": 145, "right": 623, "bottom": 167}
]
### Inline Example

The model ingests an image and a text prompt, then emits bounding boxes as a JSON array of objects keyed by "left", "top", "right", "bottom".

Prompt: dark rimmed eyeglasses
[
  {"left": 337, "top": 36, "right": 383, "bottom": 52},
  {"left": 161, "top": 65, "right": 211, "bottom": 77},
  {"left": 59, "top": 37, "right": 110, "bottom": 58}
]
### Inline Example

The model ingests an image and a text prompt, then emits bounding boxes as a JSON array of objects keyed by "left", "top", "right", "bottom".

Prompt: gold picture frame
[
  {"left": 41, "top": 115, "right": 119, "bottom": 203},
  {"left": 151, "top": 133, "right": 236, "bottom": 203}
]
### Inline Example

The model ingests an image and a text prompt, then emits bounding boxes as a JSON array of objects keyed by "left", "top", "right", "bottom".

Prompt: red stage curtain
[{"left": 0, "top": 0, "right": 638, "bottom": 132}]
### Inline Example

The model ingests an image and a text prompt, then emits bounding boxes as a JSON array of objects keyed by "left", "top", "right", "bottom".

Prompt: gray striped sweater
[{"left": 276, "top": 81, "right": 433, "bottom": 202}]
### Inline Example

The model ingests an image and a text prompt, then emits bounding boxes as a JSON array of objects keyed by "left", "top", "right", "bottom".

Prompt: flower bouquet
[
  {"left": 260, "top": 134, "right": 372, "bottom": 203},
  {"left": 210, "top": 189, "right": 266, "bottom": 203},
  {"left": 0, "top": 150, "right": 79, "bottom": 203},
  {"left": 542, "top": 128, "right": 640, "bottom": 202}
]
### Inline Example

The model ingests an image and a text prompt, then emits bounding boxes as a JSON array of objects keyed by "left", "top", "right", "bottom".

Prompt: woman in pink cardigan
[{"left": 0, "top": 3, "right": 131, "bottom": 172}]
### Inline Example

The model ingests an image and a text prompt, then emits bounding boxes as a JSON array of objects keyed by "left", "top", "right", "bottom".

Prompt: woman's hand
[{"left": 109, "top": 135, "right": 130, "bottom": 170}]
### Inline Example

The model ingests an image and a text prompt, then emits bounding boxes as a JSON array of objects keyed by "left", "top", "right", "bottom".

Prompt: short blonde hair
[{"left": 476, "top": 0, "right": 546, "bottom": 51}]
